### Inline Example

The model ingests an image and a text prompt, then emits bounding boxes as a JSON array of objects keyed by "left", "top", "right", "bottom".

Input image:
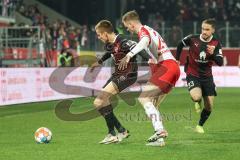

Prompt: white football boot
[
  {"left": 146, "top": 138, "right": 165, "bottom": 147},
  {"left": 147, "top": 130, "right": 168, "bottom": 143},
  {"left": 117, "top": 130, "right": 130, "bottom": 142},
  {"left": 99, "top": 134, "right": 119, "bottom": 144}
]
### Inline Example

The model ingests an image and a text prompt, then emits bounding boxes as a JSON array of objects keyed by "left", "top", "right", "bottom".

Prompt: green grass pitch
[{"left": 0, "top": 88, "right": 240, "bottom": 160}]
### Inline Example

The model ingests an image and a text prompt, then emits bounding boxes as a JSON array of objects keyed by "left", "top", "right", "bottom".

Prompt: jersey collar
[
  {"left": 113, "top": 34, "right": 120, "bottom": 43},
  {"left": 200, "top": 34, "right": 213, "bottom": 42},
  {"left": 137, "top": 25, "right": 144, "bottom": 33}
]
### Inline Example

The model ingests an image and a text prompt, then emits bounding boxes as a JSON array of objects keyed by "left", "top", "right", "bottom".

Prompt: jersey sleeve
[
  {"left": 98, "top": 52, "right": 111, "bottom": 64},
  {"left": 138, "top": 27, "right": 151, "bottom": 43},
  {"left": 213, "top": 42, "right": 223, "bottom": 57},
  {"left": 127, "top": 37, "right": 149, "bottom": 57},
  {"left": 120, "top": 39, "right": 136, "bottom": 52},
  {"left": 212, "top": 42, "right": 223, "bottom": 66},
  {"left": 176, "top": 34, "right": 193, "bottom": 60},
  {"left": 181, "top": 34, "right": 193, "bottom": 46},
  {"left": 98, "top": 43, "right": 113, "bottom": 64}
]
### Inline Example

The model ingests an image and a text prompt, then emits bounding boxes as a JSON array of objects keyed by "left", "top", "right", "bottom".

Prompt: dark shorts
[
  {"left": 186, "top": 74, "right": 217, "bottom": 96},
  {"left": 103, "top": 72, "right": 138, "bottom": 92}
]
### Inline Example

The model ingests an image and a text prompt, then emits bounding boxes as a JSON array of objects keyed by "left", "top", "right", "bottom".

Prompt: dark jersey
[
  {"left": 98, "top": 35, "right": 138, "bottom": 76},
  {"left": 176, "top": 34, "right": 223, "bottom": 77}
]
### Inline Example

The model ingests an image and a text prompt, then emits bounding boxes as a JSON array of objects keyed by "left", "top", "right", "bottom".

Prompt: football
[{"left": 34, "top": 127, "right": 52, "bottom": 144}]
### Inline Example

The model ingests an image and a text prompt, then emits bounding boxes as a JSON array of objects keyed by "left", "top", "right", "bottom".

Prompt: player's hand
[
  {"left": 118, "top": 55, "right": 131, "bottom": 70},
  {"left": 207, "top": 45, "right": 215, "bottom": 55},
  {"left": 90, "top": 62, "right": 101, "bottom": 72},
  {"left": 148, "top": 58, "right": 157, "bottom": 64}
]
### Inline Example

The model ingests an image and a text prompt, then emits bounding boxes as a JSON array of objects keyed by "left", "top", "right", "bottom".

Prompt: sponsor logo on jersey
[
  {"left": 194, "top": 42, "right": 199, "bottom": 47},
  {"left": 199, "top": 51, "right": 206, "bottom": 60},
  {"left": 195, "top": 51, "right": 208, "bottom": 63}
]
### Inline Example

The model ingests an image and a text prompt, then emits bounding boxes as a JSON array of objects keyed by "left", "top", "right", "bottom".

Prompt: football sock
[
  {"left": 112, "top": 113, "right": 126, "bottom": 133},
  {"left": 98, "top": 105, "right": 116, "bottom": 136},
  {"left": 104, "top": 104, "right": 126, "bottom": 133},
  {"left": 143, "top": 102, "right": 164, "bottom": 132},
  {"left": 199, "top": 108, "right": 211, "bottom": 126}
]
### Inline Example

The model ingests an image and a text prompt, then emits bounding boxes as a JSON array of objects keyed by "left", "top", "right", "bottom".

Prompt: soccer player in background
[
  {"left": 91, "top": 20, "right": 142, "bottom": 144},
  {"left": 119, "top": 10, "right": 180, "bottom": 146},
  {"left": 176, "top": 18, "right": 223, "bottom": 133}
]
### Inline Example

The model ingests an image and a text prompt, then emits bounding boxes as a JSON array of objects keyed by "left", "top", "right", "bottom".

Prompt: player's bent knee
[
  {"left": 138, "top": 97, "right": 144, "bottom": 105},
  {"left": 138, "top": 96, "right": 150, "bottom": 106},
  {"left": 191, "top": 95, "right": 202, "bottom": 102},
  {"left": 93, "top": 98, "right": 104, "bottom": 108}
]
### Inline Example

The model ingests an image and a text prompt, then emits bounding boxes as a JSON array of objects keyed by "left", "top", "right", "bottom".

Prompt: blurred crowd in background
[
  {"left": 0, "top": 0, "right": 239, "bottom": 68},
  {"left": 1, "top": 0, "right": 240, "bottom": 52},
  {"left": 17, "top": 3, "right": 92, "bottom": 51},
  {"left": 130, "top": 0, "right": 240, "bottom": 24}
]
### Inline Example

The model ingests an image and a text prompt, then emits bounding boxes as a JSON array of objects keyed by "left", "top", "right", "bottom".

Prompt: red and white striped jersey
[{"left": 138, "top": 25, "right": 175, "bottom": 62}]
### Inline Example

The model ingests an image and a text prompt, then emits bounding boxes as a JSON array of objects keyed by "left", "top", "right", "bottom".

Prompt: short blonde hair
[
  {"left": 95, "top": 20, "right": 114, "bottom": 33},
  {"left": 122, "top": 10, "right": 140, "bottom": 23},
  {"left": 202, "top": 18, "right": 216, "bottom": 29}
]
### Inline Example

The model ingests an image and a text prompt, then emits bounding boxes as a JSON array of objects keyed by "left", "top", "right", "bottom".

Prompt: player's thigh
[
  {"left": 139, "top": 81, "right": 162, "bottom": 103},
  {"left": 101, "top": 81, "right": 119, "bottom": 98},
  {"left": 94, "top": 81, "right": 119, "bottom": 106},
  {"left": 186, "top": 75, "right": 202, "bottom": 100},
  {"left": 189, "top": 87, "right": 202, "bottom": 101},
  {"left": 203, "top": 96, "right": 214, "bottom": 110}
]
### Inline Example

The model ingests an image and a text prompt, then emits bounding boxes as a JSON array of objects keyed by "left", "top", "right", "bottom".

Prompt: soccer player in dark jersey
[
  {"left": 90, "top": 20, "right": 145, "bottom": 144},
  {"left": 176, "top": 18, "right": 223, "bottom": 133}
]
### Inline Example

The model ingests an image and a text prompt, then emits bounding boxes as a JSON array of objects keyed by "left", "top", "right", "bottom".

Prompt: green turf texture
[{"left": 0, "top": 88, "right": 239, "bottom": 160}]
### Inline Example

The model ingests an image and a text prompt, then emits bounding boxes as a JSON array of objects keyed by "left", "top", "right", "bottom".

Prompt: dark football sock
[
  {"left": 98, "top": 105, "right": 116, "bottom": 136},
  {"left": 112, "top": 113, "right": 126, "bottom": 133},
  {"left": 199, "top": 108, "right": 211, "bottom": 126}
]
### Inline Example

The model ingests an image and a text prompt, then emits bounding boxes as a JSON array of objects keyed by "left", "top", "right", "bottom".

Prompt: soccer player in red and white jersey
[{"left": 119, "top": 10, "right": 180, "bottom": 146}]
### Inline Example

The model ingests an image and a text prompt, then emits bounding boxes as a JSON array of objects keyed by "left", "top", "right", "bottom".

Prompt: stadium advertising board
[{"left": 0, "top": 67, "right": 239, "bottom": 105}]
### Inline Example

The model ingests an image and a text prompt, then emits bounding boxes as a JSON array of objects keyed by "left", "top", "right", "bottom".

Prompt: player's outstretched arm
[
  {"left": 126, "top": 37, "right": 149, "bottom": 58},
  {"left": 138, "top": 50, "right": 150, "bottom": 61},
  {"left": 90, "top": 52, "right": 111, "bottom": 72},
  {"left": 176, "top": 35, "right": 192, "bottom": 64},
  {"left": 90, "top": 61, "right": 101, "bottom": 72},
  {"left": 176, "top": 41, "right": 185, "bottom": 63},
  {"left": 97, "top": 51, "right": 111, "bottom": 64},
  {"left": 118, "top": 37, "right": 149, "bottom": 70}
]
